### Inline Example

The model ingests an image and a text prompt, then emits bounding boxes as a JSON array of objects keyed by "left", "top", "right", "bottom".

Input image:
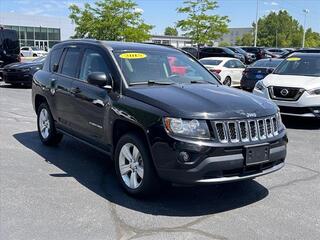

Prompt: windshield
[
  {"left": 223, "top": 48, "right": 235, "bottom": 55},
  {"left": 199, "top": 59, "right": 222, "bottom": 66},
  {"left": 114, "top": 50, "right": 220, "bottom": 85},
  {"left": 273, "top": 55, "right": 320, "bottom": 77},
  {"left": 252, "top": 59, "right": 282, "bottom": 68}
]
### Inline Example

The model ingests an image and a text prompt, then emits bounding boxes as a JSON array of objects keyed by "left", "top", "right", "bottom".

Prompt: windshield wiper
[
  {"left": 190, "top": 80, "right": 217, "bottom": 85},
  {"left": 130, "top": 80, "right": 174, "bottom": 86}
]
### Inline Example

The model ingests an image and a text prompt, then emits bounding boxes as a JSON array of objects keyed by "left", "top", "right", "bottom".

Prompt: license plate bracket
[{"left": 245, "top": 143, "right": 270, "bottom": 166}]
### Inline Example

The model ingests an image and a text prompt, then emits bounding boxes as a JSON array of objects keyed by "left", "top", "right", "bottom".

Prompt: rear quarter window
[{"left": 49, "top": 48, "right": 63, "bottom": 72}]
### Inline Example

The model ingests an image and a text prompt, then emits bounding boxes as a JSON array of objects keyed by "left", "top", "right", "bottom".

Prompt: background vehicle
[
  {"left": 266, "top": 48, "right": 289, "bottom": 57},
  {"left": 199, "top": 47, "right": 244, "bottom": 62},
  {"left": 180, "top": 46, "right": 198, "bottom": 58},
  {"left": 200, "top": 57, "right": 246, "bottom": 86},
  {"left": 0, "top": 27, "right": 20, "bottom": 80},
  {"left": 3, "top": 56, "right": 45, "bottom": 86},
  {"left": 240, "top": 47, "right": 266, "bottom": 60},
  {"left": 253, "top": 53, "right": 320, "bottom": 118},
  {"left": 32, "top": 40, "right": 287, "bottom": 196},
  {"left": 241, "top": 58, "right": 283, "bottom": 91},
  {"left": 280, "top": 48, "right": 320, "bottom": 58},
  {"left": 227, "top": 46, "right": 256, "bottom": 64},
  {"left": 20, "top": 46, "right": 47, "bottom": 57}
]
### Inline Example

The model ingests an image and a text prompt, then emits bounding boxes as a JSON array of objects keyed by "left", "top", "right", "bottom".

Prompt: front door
[{"left": 70, "top": 47, "right": 112, "bottom": 143}]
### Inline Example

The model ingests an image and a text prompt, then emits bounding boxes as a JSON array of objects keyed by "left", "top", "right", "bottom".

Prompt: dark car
[
  {"left": 280, "top": 48, "right": 320, "bottom": 58},
  {"left": 199, "top": 47, "right": 244, "bottom": 61},
  {"left": 240, "top": 47, "right": 267, "bottom": 60},
  {"left": 227, "top": 46, "right": 256, "bottom": 64},
  {"left": 3, "top": 56, "right": 45, "bottom": 86},
  {"left": 32, "top": 40, "right": 287, "bottom": 196},
  {"left": 0, "top": 28, "right": 20, "bottom": 80},
  {"left": 241, "top": 58, "right": 283, "bottom": 91},
  {"left": 180, "top": 46, "right": 198, "bottom": 58}
]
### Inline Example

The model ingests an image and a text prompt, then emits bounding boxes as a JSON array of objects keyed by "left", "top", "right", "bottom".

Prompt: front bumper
[
  {"left": 152, "top": 132, "right": 287, "bottom": 184},
  {"left": 3, "top": 71, "right": 32, "bottom": 84},
  {"left": 253, "top": 88, "right": 320, "bottom": 118}
]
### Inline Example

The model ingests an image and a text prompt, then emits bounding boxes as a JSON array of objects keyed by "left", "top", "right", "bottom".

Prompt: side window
[
  {"left": 79, "top": 48, "right": 111, "bottom": 81},
  {"left": 21, "top": 47, "right": 28, "bottom": 51},
  {"left": 224, "top": 60, "right": 232, "bottom": 68},
  {"left": 61, "top": 48, "right": 81, "bottom": 78},
  {"left": 49, "top": 48, "right": 63, "bottom": 72},
  {"left": 235, "top": 60, "right": 245, "bottom": 68}
]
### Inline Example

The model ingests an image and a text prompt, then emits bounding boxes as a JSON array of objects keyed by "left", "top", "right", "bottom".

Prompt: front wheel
[
  {"left": 114, "top": 133, "right": 160, "bottom": 196},
  {"left": 223, "top": 76, "right": 232, "bottom": 86},
  {"left": 37, "top": 103, "right": 63, "bottom": 146}
]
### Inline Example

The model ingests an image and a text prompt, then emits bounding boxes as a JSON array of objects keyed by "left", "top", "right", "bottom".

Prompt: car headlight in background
[
  {"left": 307, "top": 88, "right": 320, "bottom": 95},
  {"left": 164, "top": 117, "right": 210, "bottom": 139},
  {"left": 255, "top": 81, "right": 266, "bottom": 91}
]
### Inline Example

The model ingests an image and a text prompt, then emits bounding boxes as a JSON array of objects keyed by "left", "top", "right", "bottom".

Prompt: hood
[
  {"left": 126, "top": 84, "right": 277, "bottom": 119},
  {"left": 4, "top": 62, "right": 43, "bottom": 69},
  {"left": 263, "top": 74, "right": 320, "bottom": 90}
]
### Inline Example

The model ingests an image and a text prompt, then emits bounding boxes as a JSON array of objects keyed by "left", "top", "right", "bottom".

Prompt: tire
[
  {"left": 223, "top": 76, "right": 232, "bottom": 86},
  {"left": 37, "top": 102, "right": 63, "bottom": 146},
  {"left": 114, "top": 133, "right": 161, "bottom": 196}
]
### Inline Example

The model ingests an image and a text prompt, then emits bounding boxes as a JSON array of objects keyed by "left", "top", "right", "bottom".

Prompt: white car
[
  {"left": 199, "top": 57, "right": 246, "bottom": 86},
  {"left": 253, "top": 54, "right": 320, "bottom": 118},
  {"left": 20, "top": 46, "right": 47, "bottom": 57}
]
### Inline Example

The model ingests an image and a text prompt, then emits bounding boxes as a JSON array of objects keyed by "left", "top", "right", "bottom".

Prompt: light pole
[
  {"left": 302, "top": 9, "right": 309, "bottom": 48},
  {"left": 254, "top": 0, "right": 259, "bottom": 47}
]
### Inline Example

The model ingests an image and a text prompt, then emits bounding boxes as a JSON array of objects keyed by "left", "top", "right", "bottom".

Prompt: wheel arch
[{"left": 34, "top": 94, "right": 48, "bottom": 113}]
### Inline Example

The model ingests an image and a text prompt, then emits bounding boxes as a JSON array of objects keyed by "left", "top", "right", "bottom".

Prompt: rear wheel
[
  {"left": 37, "top": 103, "right": 63, "bottom": 146},
  {"left": 223, "top": 76, "right": 232, "bottom": 86},
  {"left": 114, "top": 133, "right": 160, "bottom": 196}
]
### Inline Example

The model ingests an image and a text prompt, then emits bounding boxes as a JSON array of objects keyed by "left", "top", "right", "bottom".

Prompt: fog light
[{"left": 179, "top": 151, "right": 190, "bottom": 162}]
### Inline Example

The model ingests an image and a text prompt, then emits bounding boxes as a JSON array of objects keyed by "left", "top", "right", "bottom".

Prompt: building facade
[
  {"left": 0, "top": 12, "right": 75, "bottom": 49},
  {"left": 148, "top": 35, "right": 193, "bottom": 48},
  {"left": 218, "top": 27, "right": 253, "bottom": 45}
]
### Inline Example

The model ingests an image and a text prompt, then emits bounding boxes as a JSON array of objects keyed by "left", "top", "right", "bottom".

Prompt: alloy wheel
[
  {"left": 39, "top": 108, "right": 50, "bottom": 139},
  {"left": 119, "top": 143, "right": 144, "bottom": 189}
]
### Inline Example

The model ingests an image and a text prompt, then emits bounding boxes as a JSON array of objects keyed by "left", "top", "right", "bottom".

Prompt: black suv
[{"left": 32, "top": 40, "right": 287, "bottom": 196}]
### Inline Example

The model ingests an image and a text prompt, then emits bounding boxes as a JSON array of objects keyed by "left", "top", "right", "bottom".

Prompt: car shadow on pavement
[
  {"left": 282, "top": 116, "right": 320, "bottom": 130},
  {"left": 14, "top": 131, "right": 269, "bottom": 217},
  {"left": 0, "top": 83, "right": 31, "bottom": 89}
]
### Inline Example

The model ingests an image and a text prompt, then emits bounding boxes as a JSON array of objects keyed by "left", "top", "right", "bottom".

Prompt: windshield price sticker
[
  {"left": 287, "top": 57, "right": 301, "bottom": 61},
  {"left": 119, "top": 53, "right": 147, "bottom": 59}
]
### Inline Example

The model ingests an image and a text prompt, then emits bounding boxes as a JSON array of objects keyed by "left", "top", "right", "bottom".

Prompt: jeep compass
[{"left": 32, "top": 40, "right": 287, "bottom": 196}]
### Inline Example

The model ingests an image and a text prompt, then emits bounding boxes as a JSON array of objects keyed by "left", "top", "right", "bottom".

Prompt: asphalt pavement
[{"left": 0, "top": 82, "right": 319, "bottom": 240}]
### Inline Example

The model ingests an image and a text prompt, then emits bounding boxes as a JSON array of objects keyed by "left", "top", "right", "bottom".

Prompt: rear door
[
  {"left": 70, "top": 46, "right": 112, "bottom": 143},
  {"left": 53, "top": 46, "right": 82, "bottom": 131}
]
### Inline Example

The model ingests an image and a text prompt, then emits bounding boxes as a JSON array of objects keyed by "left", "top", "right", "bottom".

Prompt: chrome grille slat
[{"left": 212, "top": 115, "right": 279, "bottom": 143}]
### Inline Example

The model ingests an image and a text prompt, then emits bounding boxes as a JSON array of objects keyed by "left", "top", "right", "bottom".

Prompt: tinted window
[
  {"left": 21, "top": 47, "right": 29, "bottom": 51},
  {"left": 61, "top": 48, "right": 81, "bottom": 77},
  {"left": 234, "top": 60, "right": 245, "bottom": 68},
  {"left": 199, "top": 59, "right": 222, "bottom": 65},
  {"left": 223, "top": 48, "right": 235, "bottom": 55},
  {"left": 224, "top": 60, "right": 236, "bottom": 68},
  {"left": 49, "top": 48, "right": 63, "bottom": 72},
  {"left": 79, "top": 49, "right": 111, "bottom": 81}
]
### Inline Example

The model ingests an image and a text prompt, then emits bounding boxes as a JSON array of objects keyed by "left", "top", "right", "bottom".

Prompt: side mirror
[
  {"left": 52, "top": 64, "right": 59, "bottom": 72},
  {"left": 87, "top": 72, "right": 112, "bottom": 89}
]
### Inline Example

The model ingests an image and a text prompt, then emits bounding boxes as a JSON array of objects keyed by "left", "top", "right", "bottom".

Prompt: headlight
[
  {"left": 255, "top": 81, "right": 266, "bottom": 91},
  {"left": 164, "top": 117, "right": 210, "bottom": 139},
  {"left": 307, "top": 88, "right": 320, "bottom": 95}
]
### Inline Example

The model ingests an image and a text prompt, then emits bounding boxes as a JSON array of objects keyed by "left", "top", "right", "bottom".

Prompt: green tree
[
  {"left": 218, "top": 41, "right": 230, "bottom": 47},
  {"left": 235, "top": 32, "right": 254, "bottom": 46},
  {"left": 305, "top": 28, "right": 320, "bottom": 47},
  {"left": 164, "top": 26, "right": 178, "bottom": 36},
  {"left": 176, "top": 0, "right": 229, "bottom": 47},
  {"left": 69, "top": 0, "right": 153, "bottom": 42}
]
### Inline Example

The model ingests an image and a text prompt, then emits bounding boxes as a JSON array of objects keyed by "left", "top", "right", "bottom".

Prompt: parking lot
[{"left": 0, "top": 82, "right": 319, "bottom": 240}]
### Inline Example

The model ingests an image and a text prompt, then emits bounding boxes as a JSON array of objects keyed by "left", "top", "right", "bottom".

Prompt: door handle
[{"left": 70, "top": 87, "right": 81, "bottom": 94}]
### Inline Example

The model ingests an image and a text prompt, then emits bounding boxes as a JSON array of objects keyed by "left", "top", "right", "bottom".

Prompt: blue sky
[{"left": 1, "top": 0, "right": 319, "bottom": 33}]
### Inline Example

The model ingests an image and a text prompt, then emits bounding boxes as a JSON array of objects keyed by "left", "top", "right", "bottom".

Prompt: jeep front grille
[{"left": 212, "top": 115, "right": 279, "bottom": 143}]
